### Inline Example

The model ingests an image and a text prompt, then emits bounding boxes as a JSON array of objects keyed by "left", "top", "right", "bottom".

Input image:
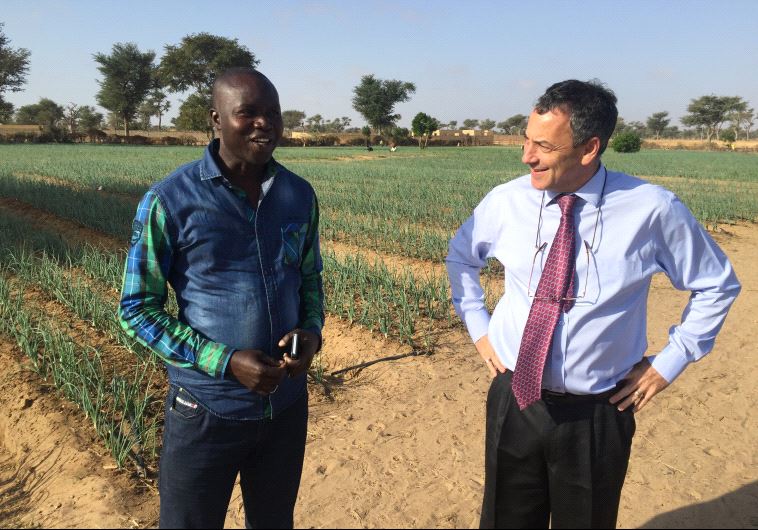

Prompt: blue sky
[{"left": 3, "top": 0, "right": 757, "bottom": 128}]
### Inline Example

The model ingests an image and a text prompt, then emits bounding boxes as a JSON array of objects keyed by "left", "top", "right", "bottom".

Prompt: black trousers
[
  {"left": 159, "top": 386, "right": 308, "bottom": 529},
  {"left": 480, "top": 372, "right": 635, "bottom": 529}
]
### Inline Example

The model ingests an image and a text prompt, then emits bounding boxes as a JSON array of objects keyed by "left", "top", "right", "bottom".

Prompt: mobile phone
[{"left": 290, "top": 333, "right": 300, "bottom": 360}]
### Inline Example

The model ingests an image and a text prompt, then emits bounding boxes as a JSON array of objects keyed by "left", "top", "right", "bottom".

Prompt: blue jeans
[{"left": 158, "top": 385, "right": 308, "bottom": 529}]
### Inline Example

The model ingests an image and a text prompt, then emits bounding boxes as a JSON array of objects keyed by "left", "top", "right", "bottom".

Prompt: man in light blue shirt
[{"left": 446, "top": 79, "right": 740, "bottom": 528}]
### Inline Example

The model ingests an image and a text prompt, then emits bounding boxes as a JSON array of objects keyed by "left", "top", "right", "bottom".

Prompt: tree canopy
[
  {"left": 681, "top": 95, "right": 746, "bottom": 141},
  {"left": 411, "top": 112, "right": 440, "bottom": 149},
  {"left": 498, "top": 114, "right": 528, "bottom": 135},
  {"left": 77, "top": 105, "right": 104, "bottom": 132},
  {"left": 94, "top": 42, "right": 155, "bottom": 137},
  {"left": 159, "top": 33, "right": 258, "bottom": 97},
  {"left": 173, "top": 92, "right": 211, "bottom": 133},
  {"left": 646, "top": 111, "right": 670, "bottom": 140},
  {"left": 0, "top": 100, "right": 13, "bottom": 123},
  {"left": 15, "top": 98, "right": 63, "bottom": 131},
  {"left": 352, "top": 74, "right": 415, "bottom": 134},
  {"left": 0, "top": 23, "right": 31, "bottom": 122},
  {"left": 282, "top": 110, "right": 306, "bottom": 131},
  {"left": 141, "top": 88, "right": 171, "bottom": 131},
  {"left": 462, "top": 119, "right": 479, "bottom": 129},
  {"left": 480, "top": 119, "right": 496, "bottom": 131}
]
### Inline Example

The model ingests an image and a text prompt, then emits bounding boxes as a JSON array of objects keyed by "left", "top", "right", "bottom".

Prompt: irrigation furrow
[{"left": 0, "top": 197, "right": 125, "bottom": 251}]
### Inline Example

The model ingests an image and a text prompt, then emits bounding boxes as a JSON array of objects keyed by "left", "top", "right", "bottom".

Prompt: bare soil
[{"left": 0, "top": 200, "right": 755, "bottom": 528}]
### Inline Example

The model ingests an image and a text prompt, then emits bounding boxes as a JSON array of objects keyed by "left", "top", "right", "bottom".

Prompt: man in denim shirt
[{"left": 119, "top": 68, "right": 324, "bottom": 528}]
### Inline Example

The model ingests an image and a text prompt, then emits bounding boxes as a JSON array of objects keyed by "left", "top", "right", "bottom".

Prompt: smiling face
[
  {"left": 210, "top": 72, "right": 283, "bottom": 171},
  {"left": 522, "top": 108, "right": 600, "bottom": 193}
]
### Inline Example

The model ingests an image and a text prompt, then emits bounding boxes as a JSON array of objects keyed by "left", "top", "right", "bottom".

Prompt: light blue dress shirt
[{"left": 446, "top": 165, "right": 741, "bottom": 394}]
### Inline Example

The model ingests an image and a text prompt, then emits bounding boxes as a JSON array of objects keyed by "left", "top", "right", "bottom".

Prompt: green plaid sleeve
[
  {"left": 118, "top": 191, "right": 235, "bottom": 378},
  {"left": 298, "top": 193, "right": 325, "bottom": 337}
]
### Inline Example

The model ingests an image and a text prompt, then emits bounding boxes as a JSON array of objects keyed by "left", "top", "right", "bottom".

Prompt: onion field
[{"left": 0, "top": 144, "right": 756, "bottom": 470}]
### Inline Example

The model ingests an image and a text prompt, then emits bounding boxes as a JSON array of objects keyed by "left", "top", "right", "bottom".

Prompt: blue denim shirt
[{"left": 123, "top": 140, "right": 323, "bottom": 420}]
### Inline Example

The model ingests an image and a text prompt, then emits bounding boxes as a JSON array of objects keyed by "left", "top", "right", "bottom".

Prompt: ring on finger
[{"left": 633, "top": 390, "right": 644, "bottom": 400}]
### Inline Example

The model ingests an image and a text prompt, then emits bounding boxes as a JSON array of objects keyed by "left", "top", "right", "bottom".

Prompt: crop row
[
  {"left": 0, "top": 270, "right": 159, "bottom": 469},
  {"left": 3, "top": 146, "right": 757, "bottom": 233}
]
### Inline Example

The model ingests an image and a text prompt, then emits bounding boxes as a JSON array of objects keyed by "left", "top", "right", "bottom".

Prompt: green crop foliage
[{"left": 0, "top": 144, "right": 755, "bottom": 469}]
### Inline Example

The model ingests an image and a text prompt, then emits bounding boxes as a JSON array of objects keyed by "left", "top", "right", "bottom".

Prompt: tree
[
  {"left": 728, "top": 104, "right": 753, "bottom": 140},
  {"left": 447, "top": 120, "right": 458, "bottom": 130},
  {"left": 386, "top": 126, "right": 409, "bottom": 148},
  {"left": 742, "top": 108, "right": 755, "bottom": 140},
  {"left": 681, "top": 95, "right": 746, "bottom": 142},
  {"left": 137, "top": 101, "right": 155, "bottom": 130},
  {"left": 78, "top": 105, "right": 104, "bottom": 133},
  {"left": 662, "top": 125, "right": 680, "bottom": 139},
  {"left": 142, "top": 88, "right": 171, "bottom": 131},
  {"left": 0, "top": 100, "right": 13, "bottom": 123},
  {"left": 323, "top": 116, "right": 351, "bottom": 133},
  {"left": 0, "top": 23, "right": 31, "bottom": 122},
  {"left": 94, "top": 42, "right": 156, "bottom": 137},
  {"left": 15, "top": 98, "right": 64, "bottom": 131},
  {"left": 61, "top": 103, "right": 102, "bottom": 137},
  {"left": 463, "top": 119, "right": 479, "bottom": 130},
  {"left": 305, "top": 114, "right": 324, "bottom": 133},
  {"left": 62, "top": 103, "right": 81, "bottom": 133},
  {"left": 411, "top": 112, "right": 440, "bottom": 149},
  {"left": 352, "top": 74, "right": 415, "bottom": 134},
  {"left": 498, "top": 114, "right": 528, "bottom": 135},
  {"left": 480, "top": 119, "right": 496, "bottom": 131},
  {"left": 361, "top": 125, "right": 372, "bottom": 139},
  {"left": 282, "top": 110, "right": 306, "bottom": 131},
  {"left": 159, "top": 33, "right": 258, "bottom": 98},
  {"left": 646, "top": 111, "right": 670, "bottom": 140},
  {"left": 107, "top": 111, "right": 124, "bottom": 131},
  {"left": 174, "top": 92, "right": 211, "bottom": 133},
  {"left": 720, "top": 128, "right": 736, "bottom": 145}
]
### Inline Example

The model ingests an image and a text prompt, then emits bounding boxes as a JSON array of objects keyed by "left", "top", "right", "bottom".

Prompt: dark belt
[{"left": 541, "top": 387, "right": 618, "bottom": 404}]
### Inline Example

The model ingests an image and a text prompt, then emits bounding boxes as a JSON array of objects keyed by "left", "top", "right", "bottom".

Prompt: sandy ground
[{"left": 0, "top": 222, "right": 755, "bottom": 529}]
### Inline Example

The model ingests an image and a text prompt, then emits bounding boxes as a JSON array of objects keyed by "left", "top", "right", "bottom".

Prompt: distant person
[
  {"left": 446, "top": 79, "right": 740, "bottom": 528},
  {"left": 119, "top": 68, "right": 324, "bottom": 529}
]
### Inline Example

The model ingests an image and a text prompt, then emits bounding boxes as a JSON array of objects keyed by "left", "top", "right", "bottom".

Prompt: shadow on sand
[{"left": 638, "top": 481, "right": 758, "bottom": 529}]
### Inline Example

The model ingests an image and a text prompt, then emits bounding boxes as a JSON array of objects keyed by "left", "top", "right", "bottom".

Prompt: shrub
[
  {"left": 611, "top": 132, "right": 642, "bottom": 153},
  {"left": 346, "top": 137, "right": 369, "bottom": 146},
  {"left": 720, "top": 129, "right": 736, "bottom": 144}
]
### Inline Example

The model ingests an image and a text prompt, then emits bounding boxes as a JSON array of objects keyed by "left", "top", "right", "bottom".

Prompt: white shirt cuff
[{"left": 650, "top": 343, "right": 690, "bottom": 383}]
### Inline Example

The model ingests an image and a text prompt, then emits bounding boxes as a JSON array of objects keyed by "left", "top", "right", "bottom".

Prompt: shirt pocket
[{"left": 281, "top": 221, "right": 308, "bottom": 267}]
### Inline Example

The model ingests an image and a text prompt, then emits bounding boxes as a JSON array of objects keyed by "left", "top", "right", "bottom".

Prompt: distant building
[{"left": 430, "top": 128, "right": 495, "bottom": 145}]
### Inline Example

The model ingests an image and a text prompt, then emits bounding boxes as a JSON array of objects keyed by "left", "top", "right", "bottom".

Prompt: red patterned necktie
[{"left": 512, "top": 194, "right": 578, "bottom": 410}]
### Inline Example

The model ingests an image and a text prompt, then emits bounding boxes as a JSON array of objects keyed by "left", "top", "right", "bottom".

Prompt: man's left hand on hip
[{"left": 610, "top": 358, "right": 670, "bottom": 412}]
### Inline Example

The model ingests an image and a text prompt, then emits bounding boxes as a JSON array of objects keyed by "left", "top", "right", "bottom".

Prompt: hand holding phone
[{"left": 289, "top": 332, "right": 300, "bottom": 360}]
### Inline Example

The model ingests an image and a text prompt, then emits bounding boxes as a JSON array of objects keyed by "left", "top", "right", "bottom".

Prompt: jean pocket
[
  {"left": 169, "top": 388, "right": 204, "bottom": 421},
  {"left": 281, "top": 222, "right": 308, "bottom": 267}
]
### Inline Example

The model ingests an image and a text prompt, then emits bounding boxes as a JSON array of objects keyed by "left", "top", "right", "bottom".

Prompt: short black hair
[
  {"left": 535, "top": 79, "right": 618, "bottom": 156},
  {"left": 211, "top": 67, "right": 277, "bottom": 108}
]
